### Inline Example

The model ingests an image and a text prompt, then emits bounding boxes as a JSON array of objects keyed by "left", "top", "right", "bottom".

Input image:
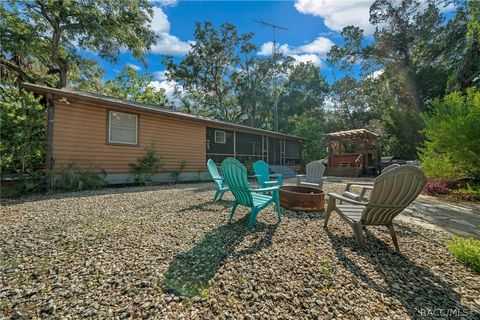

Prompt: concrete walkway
[
  {"left": 320, "top": 179, "right": 480, "bottom": 239},
  {"left": 399, "top": 195, "right": 480, "bottom": 239}
]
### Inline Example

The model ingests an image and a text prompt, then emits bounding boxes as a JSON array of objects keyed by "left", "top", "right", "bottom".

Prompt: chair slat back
[
  {"left": 207, "top": 159, "right": 223, "bottom": 189},
  {"left": 362, "top": 166, "right": 426, "bottom": 225},
  {"left": 253, "top": 160, "right": 270, "bottom": 187},
  {"left": 306, "top": 161, "right": 325, "bottom": 184},
  {"left": 382, "top": 163, "right": 400, "bottom": 173},
  {"left": 221, "top": 158, "right": 253, "bottom": 207}
]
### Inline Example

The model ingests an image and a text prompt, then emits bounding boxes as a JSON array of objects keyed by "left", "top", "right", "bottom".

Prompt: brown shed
[{"left": 23, "top": 83, "right": 305, "bottom": 184}]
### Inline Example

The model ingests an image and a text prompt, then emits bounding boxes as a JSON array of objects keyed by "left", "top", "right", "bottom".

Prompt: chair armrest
[
  {"left": 344, "top": 181, "right": 374, "bottom": 192},
  {"left": 296, "top": 174, "right": 305, "bottom": 185},
  {"left": 270, "top": 174, "right": 283, "bottom": 178},
  {"left": 251, "top": 186, "right": 280, "bottom": 193},
  {"left": 263, "top": 181, "right": 279, "bottom": 185},
  {"left": 213, "top": 177, "right": 223, "bottom": 181},
  {"left": 328, "top": 192, "right": 366, "bottom": 205}
]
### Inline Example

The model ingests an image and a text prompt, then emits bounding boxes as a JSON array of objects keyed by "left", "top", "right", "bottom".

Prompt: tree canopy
[{"left": 0, "top": 0, "right": 156, "bottom": 88}]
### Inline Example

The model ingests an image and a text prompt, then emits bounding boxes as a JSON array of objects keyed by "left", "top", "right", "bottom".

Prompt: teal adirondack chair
[
  {"left": 207, "top": 159, "right": 230, "bottom": 201},
  {"left": 253, "top": 160, "right": 283, "bottom": 188},
  {"left": 221, "top": 158, "right": 281, "bottom": 230}
]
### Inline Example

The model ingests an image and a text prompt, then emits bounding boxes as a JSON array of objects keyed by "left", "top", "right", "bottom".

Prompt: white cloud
[
  {"left": 258, "top": 36, "right": 334, "bottom": 66},
  {"left": 126, "top": 63, "right": 142, "bottom": 71},
  {"left": 149, "top": 7, "right": 193, "bottom": 56},
  {"left": 366, "top": 69, "right": 384, "bottom": 79},
  {"left": 290, "top": 54, "right": 322, "bottom": 67},
  {"left": 324, "top": 96, "right": 336, "bottom": 110},
  {"left": 298, "top": 37, "right": 335, "bottom": 54},
  {"left": 153, "top": 70, "right": 168, "bottom": 81},
  {"left": 295, "top": 0, "right": 375, "bottom": 35},
  {"left": 149, "top": 79, "right": 183, "bottom": 107},
  {"left": 149, "top": 0, "right": 178, "bottom": 7}
]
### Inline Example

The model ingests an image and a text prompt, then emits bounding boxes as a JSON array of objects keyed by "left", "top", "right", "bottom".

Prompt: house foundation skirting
[{"left": 102, "top": 171, "right": 211, "bottom": 184}]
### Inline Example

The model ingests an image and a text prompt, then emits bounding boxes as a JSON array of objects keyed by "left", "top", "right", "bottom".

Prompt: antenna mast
[
  {"left": 254, "top": 19, "right": 289, "bottom": 55},
  {"left": 254, "top": 19, "right": 289, "bottom": 132}
]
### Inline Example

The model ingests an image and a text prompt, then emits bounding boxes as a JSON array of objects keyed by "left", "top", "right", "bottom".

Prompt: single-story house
[{"left": 23, "top": 83, "right": 305, "bottom": 184}]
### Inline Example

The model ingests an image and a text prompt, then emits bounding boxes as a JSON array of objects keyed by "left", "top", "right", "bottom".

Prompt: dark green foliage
[
  {"left": 447, "top": 237, "right": 480, "bottom": 273},
  {"left": 327, "top": 0, "right": 480, "bottom": 160},
  {"left": 49, "top": 163, "right": 106, "bottom": 192},
  {"left": 382, "top": 108, "right": 424, "bottom": 160},
  {"left": 289, "top": 111, "right": 328, "bottom": 164},
  {"left": 419, "top": 89, "right": 480, "bottom": 179},
  {"left": 0, "top": 85, "right": 46, "bottom": 178},
  {"left": 129, "top": 142, "right": 164, "bottom": 185},
  {"left": 101, "top": 66, "right": 167, "bottom": 106},
  {"left": 1, "top": 0, "right": 156, "bottom": 88}
]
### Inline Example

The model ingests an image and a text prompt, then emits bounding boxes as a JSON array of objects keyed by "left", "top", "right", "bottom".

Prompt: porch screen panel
[
  {"left": 235, "top": 132, "right": 262, "bottom": 163},
  {"left": 267, "top": 137, "right": 282, "bottom": 165},
  {"left": 285, "top": 140, "right": 300, "bottom": 165}
]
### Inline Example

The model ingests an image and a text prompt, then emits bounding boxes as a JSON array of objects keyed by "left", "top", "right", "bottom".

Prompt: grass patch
[{"left": 447, "top": 237, "right": 480, "bottom": 273}]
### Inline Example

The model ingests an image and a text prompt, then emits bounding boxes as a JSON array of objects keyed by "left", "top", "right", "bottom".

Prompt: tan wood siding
[{"left": 52, "top": 100, "right": 206, "bottom": 173}]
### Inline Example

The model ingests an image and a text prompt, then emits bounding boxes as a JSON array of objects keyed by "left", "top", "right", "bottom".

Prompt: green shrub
[
  {"left": 0, "top": 84, "right": 46, "bottom": 178},
  {"left": 171, "top": 159, "right": 187, "bottom": 184},
  {"left": 452, "top": 183, "right": 480, "bottom": 202},
  {"left": 49, "top": 163, "right": 106, "bottom": 192},
  {"left": 128, "top": 142, "right": 163, "bottom": 185},
  {"left": 0, "top": 171, "right": 49, "bottom": 197},
  {"left": 419, "top": 89, "right": 480, "bottom": 179},
  {"left": 447, "top": 237, "right": 480, "bottom": 273}
]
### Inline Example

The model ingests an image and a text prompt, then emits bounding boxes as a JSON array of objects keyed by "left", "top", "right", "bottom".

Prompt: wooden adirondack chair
[
  {"left": 207, "top": 159, "right": 230, "bottom": 201},
  {"left": 324, "top": 166, "right": 427, "bottom": 251},
  {"left": 342, "top": 164, "right": 401, "bottom": 202},
  {"left": 221, "top": 158, "right": 281, "bottom": 230},
  {"left": 297, "top": 160, "right": 326, "bottom": 189},
  {"left": 253, "top": 160, "right": 283, "bottom": 188}
]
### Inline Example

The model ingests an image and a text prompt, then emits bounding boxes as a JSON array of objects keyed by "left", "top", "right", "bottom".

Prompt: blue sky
[
  {"left": 85, "top": 0, "right": 455, "bottom": 99},
  {"left": 91, "top": 1, "right": 376, "bottom": 84}
]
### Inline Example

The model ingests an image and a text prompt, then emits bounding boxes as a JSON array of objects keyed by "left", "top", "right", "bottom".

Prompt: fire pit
[{"left": 279, "top": 185, "right": 325, "bottom": 212}]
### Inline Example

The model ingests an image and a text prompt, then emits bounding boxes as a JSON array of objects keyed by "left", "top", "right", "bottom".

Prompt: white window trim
[
  {"left": 108, "top": 111, "right": 138, "bottom": 145},
  {"left": 214, "top": 130, "right": 226, "bottom": 144}
]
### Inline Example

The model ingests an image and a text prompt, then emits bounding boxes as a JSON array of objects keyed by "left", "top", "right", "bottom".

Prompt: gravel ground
[{"left": 1, "top": 182, "right": 479, "bottom": 319}]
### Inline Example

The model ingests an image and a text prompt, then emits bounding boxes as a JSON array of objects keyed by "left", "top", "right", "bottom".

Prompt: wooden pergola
[{"left": 325, "top": 129, "right": 380, "bottom": 177}]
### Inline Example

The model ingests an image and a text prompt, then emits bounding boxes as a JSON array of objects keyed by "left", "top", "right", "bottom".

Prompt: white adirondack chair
[
  {"left": 342, "top": 164, "right": 401, "bottom": 201},
  {"left": 296, "top": 160, "right": 326, "bottom": 189},
  {"left": 324, "top": 166, "right": 427, "bottom": 251}
]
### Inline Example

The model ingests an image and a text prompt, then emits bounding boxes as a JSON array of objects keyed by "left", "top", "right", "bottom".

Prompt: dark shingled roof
[{"left": 22, "top": 83, "right": 306, "bottom": 141}]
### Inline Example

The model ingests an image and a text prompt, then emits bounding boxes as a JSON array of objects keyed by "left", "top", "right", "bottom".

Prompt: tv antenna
[
  {"left": 254, "top": 19, "right": 289, "bottom": 55},
  {"left": 254, "top": 19, "right": 289, "bottom": 132}
]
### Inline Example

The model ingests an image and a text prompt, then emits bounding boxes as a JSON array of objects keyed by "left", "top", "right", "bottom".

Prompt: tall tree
[
  {"left": 278, "top": 62, "right": 328, "bottom": 132},
  {"left": 0, "top": 0, "right": 156, "bottom": 88},
  {"left": 164, "top": 22, "right": 248, "bottom": 122},
  {"left": 236, "top": 52, "right": 294, "bottom": 129},
  {"left": 100, "top": 66, "right": 167, "bottom": 106}
]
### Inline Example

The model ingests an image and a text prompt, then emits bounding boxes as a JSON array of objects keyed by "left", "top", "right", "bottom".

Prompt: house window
[
  {"left": 214, "top": 130, "right": 226, "bottom": 144},
  {"left": 108, "top": 111, "right": 138, "bottom": 145}
]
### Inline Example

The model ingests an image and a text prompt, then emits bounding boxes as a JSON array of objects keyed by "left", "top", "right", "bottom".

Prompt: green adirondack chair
[
  {"left": 253, "top": 160, "right": 283, "bottom": 188},
  {"left": 207, "top": 159, "right": 230, "bottom": 201},
  {"left": 221, "top": 158, "right": 281, "bottom": 230}
]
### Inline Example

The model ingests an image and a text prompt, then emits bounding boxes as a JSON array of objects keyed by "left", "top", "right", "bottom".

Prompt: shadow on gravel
[
  {"left": 176, "top": 199, "right": 232, "bottom": 213},
  {"left": 326, "top": 229, "right": 479, "bottom": 319},
  {"left": 163, "top": 216, "right": 277, "bottom": 297}
]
